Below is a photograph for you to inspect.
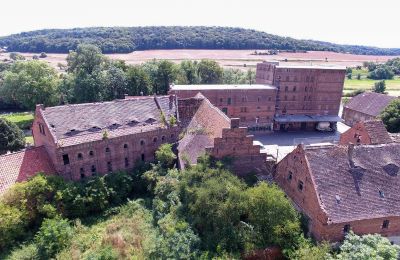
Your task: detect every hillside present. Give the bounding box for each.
[1,26,400,55]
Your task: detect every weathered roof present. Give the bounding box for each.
[40,96,177,147]
[304,143,400,223]
[177,95,230,166]
[171,84,276,91]
[0,146,56,194]
[345,92,396,117]
[276,64,346,70]
[363,120,393,144]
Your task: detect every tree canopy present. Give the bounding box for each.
[1,26,400,55]
[0,118,25,155]
[380,99,400,133]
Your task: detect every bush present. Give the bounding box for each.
[373,80,386,93]
[0,118,25,154]
[5,243,39,260]
[380,99,400,133]
[35,217,74,258]
[39,52,47,58]
[368,65,394,80]
[343,89,365,97]
[0,203,27,250]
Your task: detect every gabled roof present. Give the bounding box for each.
[0,146,56,194]
[304,143,400,223]
[39,96,177,147]
[345,92,396,117]
[363,120,393,144]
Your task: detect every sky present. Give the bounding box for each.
[1,0,399,48]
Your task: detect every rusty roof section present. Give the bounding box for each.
[345,92,397,117]
[304,143,400,224]
[0,146,56,194]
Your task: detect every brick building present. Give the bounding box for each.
[339,120,393,145]
[170,61,346,132]
[177,94,267,175]
[0,94,267,193]
[342,92,397,126]
[275,143,400,243]
[170,84,277,131]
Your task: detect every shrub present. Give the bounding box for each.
[35,217,74,258]
[373,80,386,93]
[368,65,394,80]
[39,52,47,58]
[5,243,40,260]
[0,203,27,250]
[380,99,400,133]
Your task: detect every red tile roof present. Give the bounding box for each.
[304,143,400,224]
[40,96,177,146]
[363,120,393,144]
[0,146,56,194]
[345,92,396,117]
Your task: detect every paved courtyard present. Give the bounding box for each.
[253,122,350,162]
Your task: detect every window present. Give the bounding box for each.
[153,137,158,143]
[77,153,83,160]
[141,153,145,161]
[39,123,46,135]
[170,134,174,139]
[105,147,110,153]
[241,97,246,102]
[257,97,261,102]
[288,171,293,181]
[227,98,232,105]
[91,165,96,175]
[123,144,128,149]
[257,106,260,110]
[220,98,223,103]
[222,107,228,114]
[240,107,247,113]
[298,180,304,191]
[284,95,287,101]
[293,86,297,92]
[379,190,385,198]
[285,86,288,92]
[62,154,70,165]
[125,157,129,168]
[140,140,145,146]
[80,168,85,179]
[305,86,308,92]
[107,161,112,172]
[343,224,351,234]
[161,135,166,142]
[89,151,94,157]
[383,220,390,229]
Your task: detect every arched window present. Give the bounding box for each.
[161,136,166,142]
[123,144,128,149]
[153,137,158,143]
[140,140,145,146]
[77,153,83,160]
[89,151,94,157]
[105,147,110,153]
[80,168,85,179]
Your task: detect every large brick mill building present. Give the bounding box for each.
[0,95,266,192]
[170,61,346,131]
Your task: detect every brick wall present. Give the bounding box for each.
[339,122,372,145]
[342,107,375,126]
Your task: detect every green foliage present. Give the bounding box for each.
[0,112,34,130]
[126,65,152,96]
[35,217,74,258]
[347,73,352,79]
[368,65,395,80]
[0,203,27,250]
[373,80,386,93]
[289,237,331,260]
[223,68,256,84]
[332,232,400,260]
[198,59,223,84]
[5,243,39,260]
[9,52,25,61]
[2,26,400,55]
[169,114,177,126]
[39,52,47,58]
[380,99,400,133]
[0,118,25,154]
[155,143,177,168]
[0,60,60,109]
[343,89,365,97]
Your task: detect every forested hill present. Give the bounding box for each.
[1,26,400,55]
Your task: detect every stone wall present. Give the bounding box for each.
[342,107,375,126]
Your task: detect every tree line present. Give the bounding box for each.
[363,57,400,80]
[0,44,255,110]
[1,26,400,55]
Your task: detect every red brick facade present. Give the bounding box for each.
[339,120,392,145]
[275,144,400,242]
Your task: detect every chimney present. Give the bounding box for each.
[348,143,355,168]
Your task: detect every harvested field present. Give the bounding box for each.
[1,50,398,71]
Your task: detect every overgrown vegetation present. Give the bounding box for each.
[1,144,399,259]
[380,99,400,133]
[2,26,400,55]
[0,118,25,154]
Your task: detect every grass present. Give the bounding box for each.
[25,136,34,145]
[0,112,34,130]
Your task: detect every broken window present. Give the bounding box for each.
[383,220,390,229]
[77,153,83,160]
[298,180,304,191]
[62,154,70,165]
[343,224,351,234]
[288,171,293,181]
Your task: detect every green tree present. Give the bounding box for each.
[0,61,60,109]
[373,80,386,93]
[245,183,301,250]
[9,52,25,61]
[179,60,199,84]
[380,99,400,133]
[368,65,394,80]
[126,65,152,96]
[198,59,223,84]
[155,143,177,168]
[103,63,128,100]
[155,60,178,94]
[0,118,25,154]
[67,44,105,74]
[0,203,27,250]
[35,217,74,258]
[333,232,400,260]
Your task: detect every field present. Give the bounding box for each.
[1,49,398,70]
[0,112,34,130]
[344,68,400,96]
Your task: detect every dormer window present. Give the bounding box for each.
[379,190,385,198]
